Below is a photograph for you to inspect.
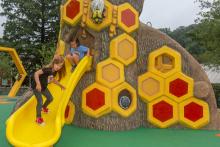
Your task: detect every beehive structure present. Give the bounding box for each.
[13,0,220,131]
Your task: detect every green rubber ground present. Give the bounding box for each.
[1,100,220,147]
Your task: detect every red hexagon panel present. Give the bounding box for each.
[121,9,136,27]
[184,102,203,122]
[63,0,83,26]
[148,96,178,128]
[165,72,194,103]
[169,78,189,97]
[66,0,80,19]
[179,98,210,129]
[86,88,105,110]
[118,3,139,33]
[153,101,173,122]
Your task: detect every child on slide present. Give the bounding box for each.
[31,55,66,125]
[66,38,90,71]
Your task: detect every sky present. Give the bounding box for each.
[0,0,201,37]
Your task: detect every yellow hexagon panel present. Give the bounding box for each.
[0,47,27,97]
[110,33,137,66]
[165,72,194,103]
[138,72,164,103]
[179,97,210,129]
[96,59,125,88]
[86,0,113,32]
[65,100,75,125]
[82,82,111,118]
[112,82,137,117]
[118,3,139,33]
[148,46,182,78]
[63,0,83,26]
[147,96,179,128]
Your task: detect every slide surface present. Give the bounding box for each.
[6,56,92,147]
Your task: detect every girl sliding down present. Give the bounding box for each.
[31,55,66,125]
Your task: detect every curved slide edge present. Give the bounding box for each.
[6,56,92,147]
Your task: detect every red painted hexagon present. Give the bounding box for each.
[121,9,135,27]
[184,102,203,122]
[66,0,80,19]
[169,78,188,97]
[86,88,105,110]
[153,101,173,122]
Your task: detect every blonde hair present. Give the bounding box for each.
[46,55,66,81]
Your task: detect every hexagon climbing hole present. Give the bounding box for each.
[110,33,137,66]
[153,101,173,122]
[86,88,105,110]
[148,46,181,78]
[142,78,160,96]
[138,72,164,102]
[170,78,189,97]
[118,40,134,60]
[97,59,124,88]
[102,64,120,82]
[155,53,175,73]
[184,102,203,122]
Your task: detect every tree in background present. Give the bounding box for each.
[160,25,206,62]
[160,0,220,66]
[0,53,12,79]
[190,0,220,66]
[0,0,61,75]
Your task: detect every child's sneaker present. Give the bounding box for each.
[36,117,45,125]
[42,107,49,113]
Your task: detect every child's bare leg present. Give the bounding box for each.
[72,53,80,65]
[66,54,80,65]
[66,54,74,65]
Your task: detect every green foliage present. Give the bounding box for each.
[0,0,62,74]
[0,53,12,78]
[160,0,220,66]
[160,25,205,62]
[191,0,220,66]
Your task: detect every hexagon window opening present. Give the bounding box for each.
[155,53,175,73]
[118,89,132,110]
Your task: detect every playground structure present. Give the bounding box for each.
[2,0,220,146]
[0,47,27,97]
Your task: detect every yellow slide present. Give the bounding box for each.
[6,56,92,147]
